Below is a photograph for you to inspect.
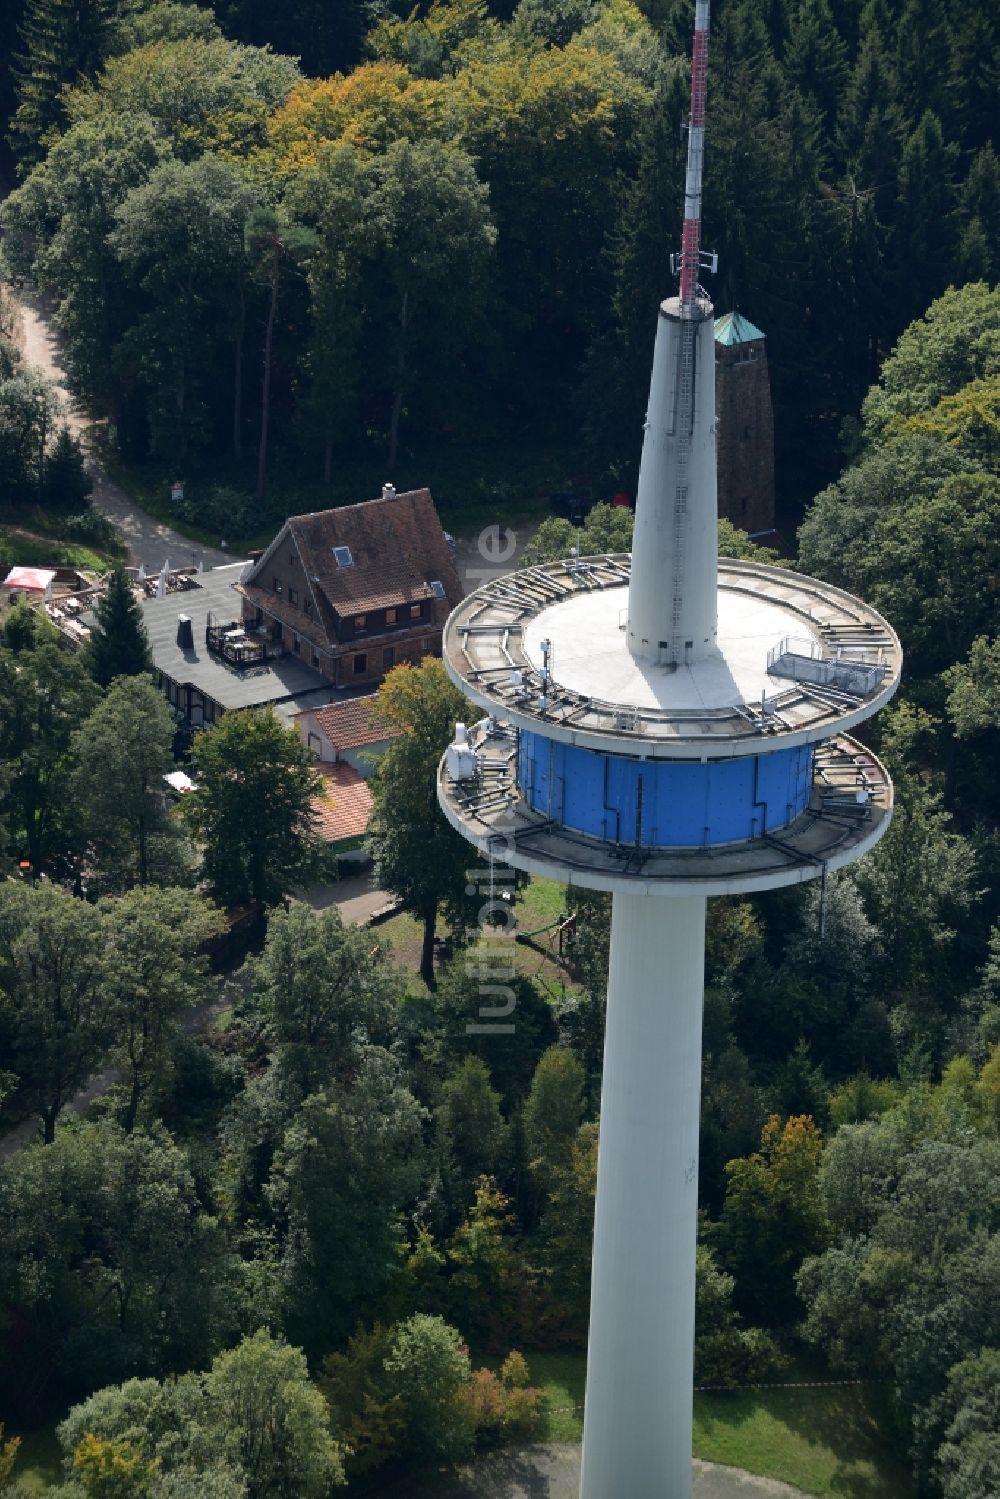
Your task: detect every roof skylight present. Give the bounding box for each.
[430,580,446,599]
[333,546,353,568]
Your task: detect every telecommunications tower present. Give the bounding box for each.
[439,2,901,1493]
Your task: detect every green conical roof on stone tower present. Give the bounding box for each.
[714,311,765,345]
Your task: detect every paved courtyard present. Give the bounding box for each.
[393,1447,810,1498]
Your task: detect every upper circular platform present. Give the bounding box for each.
[443,554,901,761]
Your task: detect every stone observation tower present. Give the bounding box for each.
[714,311,775,536]
[438,2,901,1493]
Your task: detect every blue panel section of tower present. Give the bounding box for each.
[516,731,814,848]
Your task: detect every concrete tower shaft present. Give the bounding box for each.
[626,300,719,666]
[437,0,900,1490]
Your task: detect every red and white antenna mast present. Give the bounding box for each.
[676,0,715,312]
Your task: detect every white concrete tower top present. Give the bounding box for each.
[626,0,718,670]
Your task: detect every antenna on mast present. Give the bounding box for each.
[672,0,717,312]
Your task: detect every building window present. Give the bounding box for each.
[353,653,367,675]
[354,613,366,630]
[303,598,312,616]
[312,651,321,670]
[288,586,297,606]
[255,607,263,627]
[385,607,397,625]
[333,545,353,568]
[293,633,301,654]
[410,604,421,619]
[273,577,282,596]
[383,647,395,668]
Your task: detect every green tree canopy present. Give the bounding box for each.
[933,1348,1000,1499]
[9,0,120,168]
[81,568,153,688]
[242,899,401,1095]
[0,880,107,1142]
[40,424,93,512]
[363,136,496,465]
[180,708,321,910]
[798,1091,1000,1482]
[0,1122,234,1413]
[53,1333,343,1498]
[70,674,187,889]
[381,1313,475,1465]
[0,605,100,872]
[522,1045,585,1185]
[98,885,220,1132]
[712,1113,828,1323]
[860,281,1000,442]
[266,1048,424,1355]
[203,1331,344,1498]
[108,156,259,459]
[367,658,473,989]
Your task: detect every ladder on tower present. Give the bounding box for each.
[668,318,697,665]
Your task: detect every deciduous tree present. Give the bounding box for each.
[180,709,321,911]
[367,658,472,989]
[243,900,400,1095]
[203,1331,344,1498]
[364,137,495,466]
[99,886,220,1132]
[0,1123,234,1413]
[266,1049,424,1355]
[0,881,107,1142]
[70,675,184,888]
[713,1113,828,1323]
[108,157,259,460]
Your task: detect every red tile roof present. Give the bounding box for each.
[311,763,374,844]
[311,696,398,751]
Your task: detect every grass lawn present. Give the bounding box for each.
[8,1423,62,1494]
[515,876,570,934]
[519,1352,912,1499]
[0,526,115,572]
[377,878,579,1003]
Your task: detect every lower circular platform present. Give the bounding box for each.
[438,720,892,897]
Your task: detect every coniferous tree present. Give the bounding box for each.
[891,111,959,330]
[783,0,848,138]
[955,146,1000,285]
[40,424,92,512]
[81,566,153,687]
[9,0,120,168]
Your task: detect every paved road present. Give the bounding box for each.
[14,289,234,572]
[392,1448,809,1498]
[299,871,398,925]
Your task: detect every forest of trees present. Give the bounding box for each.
[1,266,998,1485]
[0,0,997,529]
[0,1,998,1496]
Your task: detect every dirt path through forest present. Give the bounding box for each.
[12,288,235,571]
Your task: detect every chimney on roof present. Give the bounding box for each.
[382,482,396,501]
